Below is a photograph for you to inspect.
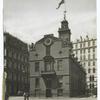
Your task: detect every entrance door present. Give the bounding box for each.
[46,89,52,97]
[46,79,52,97]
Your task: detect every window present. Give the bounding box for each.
[83,42,85,47]
[83,49,85,53]
[93,54,95,59]
[58,76,63,88]
[57,89,63,96]
[88,41,90,46]
[93,48,95,52]
[93,40,95,46]
[90,84,92,89]
[35,62,39,72]
[92,83,94,88]
[45,62,51,71]
[88,48,90,53]
[84,55,86,60]
[89,76,92,81]
[93,68,96,73]
[88,68,91,73]
[46,46,50,55]
[74,45,76,49]
[80,43,82,48]
[88,62,90,66]
[88,54,90,60]
[75,44,77,49]
[62,41,67,47]
[35,78,40,88]
[84,63,85,66]
[66,38,69,41]
[57,60,63,71]
[92,75,94,81]
[93,61,95,66]
[80,56,82,60]
[59,83,63,88]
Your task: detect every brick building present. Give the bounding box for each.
[4,32,30,96]
[29,19,86,97]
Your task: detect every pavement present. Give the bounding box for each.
[8,96,97,100]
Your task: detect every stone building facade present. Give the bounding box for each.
[4,32,30,96]
[29,19,86,97]
[72,36,97,95]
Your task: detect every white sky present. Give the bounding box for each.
[4,0,96,44]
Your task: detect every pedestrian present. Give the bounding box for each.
[5,92,9,100]
[23,92,27,100]
[26,92,30,100]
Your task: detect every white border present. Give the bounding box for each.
[0,0,99,100]
[0,0,3,99]
[97,0,100,99]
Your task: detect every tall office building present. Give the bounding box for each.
[4,32,30,96]
[72,36,97,95]
[29,19,86,97]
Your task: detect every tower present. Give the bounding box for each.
[58,18,72,54]
[58,19,71,42]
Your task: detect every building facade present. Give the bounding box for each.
[72,36,97,95]
[29,19,86,97]
[4,32,30,96]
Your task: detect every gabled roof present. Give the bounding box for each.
[35,34,61,45]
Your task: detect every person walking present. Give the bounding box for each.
[26,92,30,100]
[23,92,27,100]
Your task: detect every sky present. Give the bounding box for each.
[3,0,96,44]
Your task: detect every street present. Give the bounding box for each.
[8,96,97,100]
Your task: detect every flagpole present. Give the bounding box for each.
[56,0,67,20]
[64,0,67,20]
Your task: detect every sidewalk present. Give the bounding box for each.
[8,96,97,100]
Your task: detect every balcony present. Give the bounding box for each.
[41,70,58,89]
[41,70,56,75]
[41,70,57,80]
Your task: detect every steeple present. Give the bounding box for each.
[57,0,71,43]
[58,18,71,42]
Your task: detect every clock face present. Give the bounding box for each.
[44,38,52,46]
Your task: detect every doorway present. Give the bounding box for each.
[46,89,52,97]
